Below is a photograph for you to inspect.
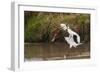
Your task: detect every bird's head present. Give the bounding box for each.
[60,23,67,30]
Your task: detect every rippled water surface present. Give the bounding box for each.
[24,42,90,61]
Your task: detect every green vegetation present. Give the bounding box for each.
[24,11,90,43]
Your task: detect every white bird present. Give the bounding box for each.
[67,25,81,44]
[60,23,82,48]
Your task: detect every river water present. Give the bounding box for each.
[24,42,90,61]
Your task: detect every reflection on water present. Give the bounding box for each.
[24,42,90,61]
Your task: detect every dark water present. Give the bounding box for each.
[24,42,90,61]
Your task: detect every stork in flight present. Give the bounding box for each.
[60,23,82,48]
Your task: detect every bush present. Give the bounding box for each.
[24,11,90,43]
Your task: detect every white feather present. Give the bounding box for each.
[60,23,82,48]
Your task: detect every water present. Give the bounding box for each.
[24,42,90,61]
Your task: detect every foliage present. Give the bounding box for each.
[24,11,90,43]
